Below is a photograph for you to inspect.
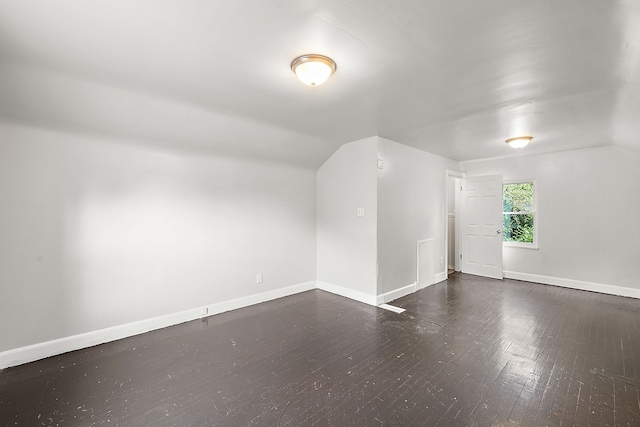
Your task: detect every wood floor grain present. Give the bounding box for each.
[1,273,640,426]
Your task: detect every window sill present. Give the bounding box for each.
[503,243,539,250]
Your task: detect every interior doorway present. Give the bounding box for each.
[444,169,464,278]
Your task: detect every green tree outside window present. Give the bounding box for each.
[503,182,535,244]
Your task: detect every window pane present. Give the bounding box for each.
[503,214,534,243]
[503,182,534,212]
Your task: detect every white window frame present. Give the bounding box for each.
[503,180,538,249]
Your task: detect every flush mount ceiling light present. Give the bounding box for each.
[505,136,533,149]
[291,54,336,86]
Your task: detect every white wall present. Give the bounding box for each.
[0,123,317,352]
[316,137,378,301]
[462,146,640,291]
[376,137,460,295]
[14,123,635,361]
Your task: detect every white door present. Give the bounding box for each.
[461,175,503,279]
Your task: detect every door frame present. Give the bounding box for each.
[444,169,465,279]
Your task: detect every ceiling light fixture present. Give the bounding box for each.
[291,54,336,86]
[505,136,533,149]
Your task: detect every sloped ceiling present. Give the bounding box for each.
[1,0,639,168]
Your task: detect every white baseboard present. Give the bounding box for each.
[434,272,447,284]
[503,271,640,299]
[316,281,378,306]
[0,281,316,369]
[376,283,417,305]
[202,281,317,317]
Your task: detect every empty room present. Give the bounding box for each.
[1,1,639,425]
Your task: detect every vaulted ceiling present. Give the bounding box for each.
[1,1,639,168]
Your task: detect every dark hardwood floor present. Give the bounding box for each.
[1,273,640,426]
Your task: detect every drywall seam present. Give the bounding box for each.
[0,281,316,369]
[503,271,640,299]
[316,281,378,306]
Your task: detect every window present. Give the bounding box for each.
[503,181,537,248]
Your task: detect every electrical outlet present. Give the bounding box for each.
[201,307,209,316]
[357,208,365,217]
[439,256,444,264]
[256,273,263,284]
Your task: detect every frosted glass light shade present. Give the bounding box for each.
[506,136,533,149]
[291,54,336,86]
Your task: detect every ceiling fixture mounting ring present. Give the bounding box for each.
[291,54,336,86]
[505,136,533,149]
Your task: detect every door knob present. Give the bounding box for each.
[497,230,502,234]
